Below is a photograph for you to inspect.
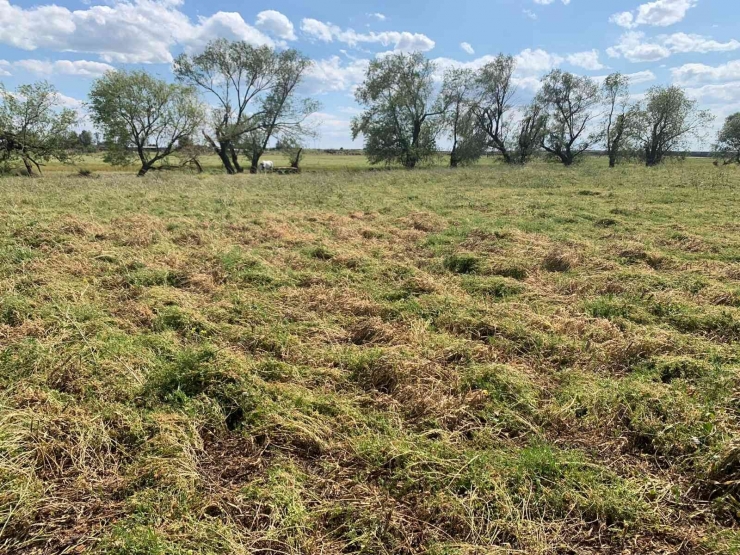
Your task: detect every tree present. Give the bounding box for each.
[513,101,548,165]
[174,40,317,174]
[352,52,446,168]
[78,130,94,152]
[89,70,205,176]
[236,50,318,173]
[713,113,740,165]
[440,68,486,167]
[278,137,304,169]
[602,73,634,168]
[471,54,517,163]
[634,86,714,167]
[0,81,77,176]
[538,70,601,166]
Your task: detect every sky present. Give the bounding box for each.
[0,0,738,148]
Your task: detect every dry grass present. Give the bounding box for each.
[0,158,739,554]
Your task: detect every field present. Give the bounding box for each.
[1,158,740,554]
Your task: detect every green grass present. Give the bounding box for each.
[1,157,739,553]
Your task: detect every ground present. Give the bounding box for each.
[0,158,739,554]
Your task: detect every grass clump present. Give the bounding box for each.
[443,253,480,274]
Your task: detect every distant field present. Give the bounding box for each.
[35,151,644,174]
[43,151,375,173]
[1,161,739,554]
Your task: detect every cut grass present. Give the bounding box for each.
[0,157,739,553]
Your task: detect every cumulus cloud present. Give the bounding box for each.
[593,69,657,85]
[0,0,274,64]
[533,0,571,5]
[607,31,740,62]
[610,0,697,29]
[671,60,740,85]
[566,50,605,71]
[12,59,114,76]
[255,10,296,41]
[430,48,564,91]
[460,42,474,55]
[304,56,370,94]
[300,18,435,52]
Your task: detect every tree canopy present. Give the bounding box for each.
[635,86,714,166]
[538,70,601,166]
[440,68,486,167]
[714,112,740,165]
[471,54,517,163]
[0,81,77,176]
[352,52,446,168]
[88,70,204,176]
[174,40,317,173]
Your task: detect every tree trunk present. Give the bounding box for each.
[608,152,617,168]
[22,157,35,176]
[203,132,236,174]
[250,152,261,174]
[137,164,150,177]
[229,146,243,173]
[290,149,303,169]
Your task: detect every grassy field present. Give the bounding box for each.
[43,151,515,174]
[1,159,739,554]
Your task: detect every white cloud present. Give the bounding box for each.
[610,0,697,29]
[12,59,114,76]
[607,31,740,62]
[626,69,658,84]
[593,69,657,85]
[431,48,564,91]
[55,92,84,109]
[523,9,537,20]
[0,0,274,64]
[515,48,564,73]
[304,56,370,94]
[533,0,571,4]
[300,18,435,52]
[671,60,740,85]
[567,50,605,71]
[367,13,386,21]
[460,42,474,55]
[685,81,740,106]
[255,10,296,41]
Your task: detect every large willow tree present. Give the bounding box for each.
[352,52,446,169]
[174,40,318,174]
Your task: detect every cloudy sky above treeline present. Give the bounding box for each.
[0,0,737,147]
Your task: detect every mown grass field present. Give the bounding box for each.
[1,159,739,554]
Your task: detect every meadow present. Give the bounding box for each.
[1,157,739,554]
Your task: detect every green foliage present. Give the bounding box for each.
[0,81,77,175]
[714,112,740,165]
[88,70,204,175]
[635,85,714,166]
[352,52,444,168]
[440,68,487,167]
[174,40,318,174]
[538,70,602,166]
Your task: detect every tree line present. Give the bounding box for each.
[0,43,738,176]
[351,52,738,169]
[0,39,319,176]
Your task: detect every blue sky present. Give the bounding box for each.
[0,0,738,147]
